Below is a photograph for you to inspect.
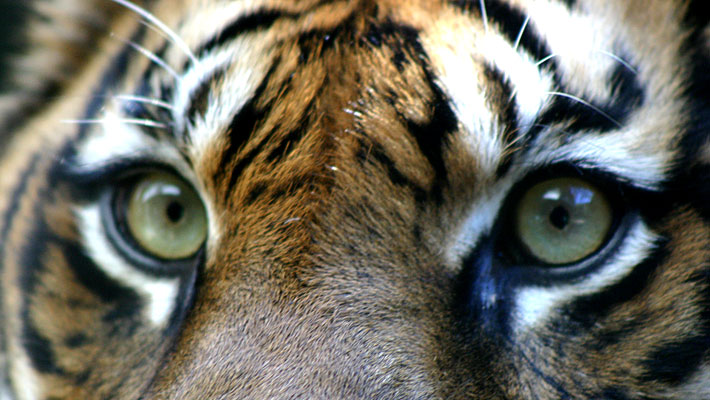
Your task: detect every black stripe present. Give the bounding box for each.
[564,241,668,329]
[641,334,709,385]
[605,61,645,122]
[676,0,710,223]
[355,138,427,200]
[535,94,621,133]
[597,388,634,400]
[0,152,41,385]
[407,67,459,200]
[22,320,64,375]
[364,21,458,201]
[194,11,285,59]
[297,25,345,64]
[78,24,148,142]
[263,81,325,163]
[560,0,577,8]
[364,20,422,72]
[16,203,138,372]
[244,182,268,206]
[449,0,553,63]
[120,40,175,141]
[482,64,518,134]
[186,68,227,126]
[57,21,148,176]
[215,58,283,200]
[59,237,138,303]
[0,152,41,265]
[533,58,645,136]
[482,64,518,177]
[217,101,265,201]
[222,135,267,203]
[17,188,63,375]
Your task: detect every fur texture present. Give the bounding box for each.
[0,0,709,398]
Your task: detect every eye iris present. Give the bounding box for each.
[126,173,207,260]
[515,177,612,265]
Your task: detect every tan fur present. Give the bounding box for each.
[1,0,709,398]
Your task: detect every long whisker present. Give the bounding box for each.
[109,0,199,66]
[113,94,174,110]
[479,0,489,34]
[536,54,558,67]
[111,33,179,79]
[138,19,171,42]
[544,91,621,128]
[596,50,637,74]
[513,15,530,51]
[61,118,170,129]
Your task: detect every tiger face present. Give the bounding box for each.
[0,0,708,398]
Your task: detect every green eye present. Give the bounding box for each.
[124,172,207,260]
[515,177,612,265]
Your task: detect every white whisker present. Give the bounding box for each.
[61,118,169,129]
[513,15,530,51]
[544,91,622,128]
[536,54,558,67]
[112,33,179,79]
[597,50,637,74]
[138,19,171,42]
[479,0,489,34]
[110,0,199,66]
[113,94,174,110]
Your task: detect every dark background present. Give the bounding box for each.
[0,1,30,91]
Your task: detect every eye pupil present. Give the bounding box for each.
[166,201,184,223]
[549,205,570,230]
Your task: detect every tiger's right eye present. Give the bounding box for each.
[514,177,613,265]
[122,172,207,260]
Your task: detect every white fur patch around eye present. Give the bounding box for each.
[523,130,670,190]
[513,221,658,331]
[668,367,710,400]
[445,178,514,265]
[478,33,554,130]
[75,205,181,327]
[68,110,187,173]
[172,48,235,136]
[172,37,274,159]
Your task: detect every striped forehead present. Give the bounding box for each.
[169,1,353,156]
[72,0,677,192]
[414,1,677,187]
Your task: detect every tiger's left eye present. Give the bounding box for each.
[514,177,613,265]
[124,172,207,260]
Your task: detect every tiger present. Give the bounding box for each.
[0,0,709,398]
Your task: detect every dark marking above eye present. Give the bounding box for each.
[194,10,286,59]
[531,51,644,138]
[449,0,553,63]
[214,59,277,200]
[403,67,459,204]
[185,68,225,126]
